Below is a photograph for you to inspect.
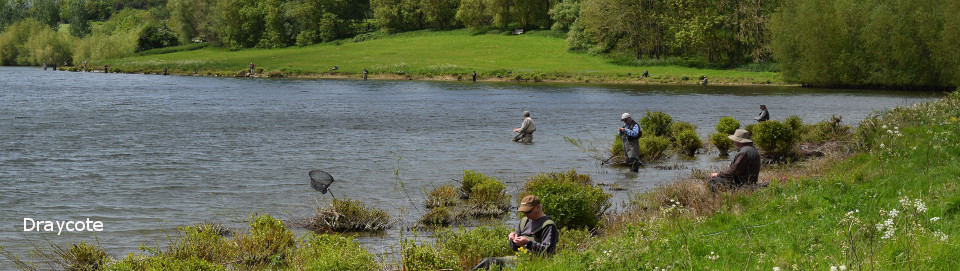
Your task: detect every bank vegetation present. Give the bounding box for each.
[2,0,958,88]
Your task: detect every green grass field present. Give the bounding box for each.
[107,30,782,85]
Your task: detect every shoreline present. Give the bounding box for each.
[35,65,799,87]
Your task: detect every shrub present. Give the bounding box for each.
[639,111,673,137]
[753,120,800,158]
[669,121,696,139]
[785,115,805,139]
[425,183,458,208]
[139,257,222,271]
[638,135,672,160]
[60,241,108,271]
[165,223,232,263]
[468,179,510,216]
[234,214,295,267]
[419,205,457,227]
[290,234,378,270]
[674,130,703,156]
[307,198,392,232]
[401,240,458,271]
[521,169,611,229]
[436,226,513,269]
[709,132,734,155]
[458,171,510,216]
[803,115,852,143]
[460,170,492,198]
[716,116,741,134]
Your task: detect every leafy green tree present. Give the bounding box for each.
[512,0,553,29]
[0,0,29,31]
[29,0,61,29]
[85,0,112,21]
[548,0,578,31]
[214,0,265,49]
[420,0,459,29]
[771,0,954,88]
[455,0,490,31]
[63,0,92,37]
[257,0,292,48]
[371,0,422,32]
[136,24,179,52]
[317,12,345,41]
[580,0,668,59]
[167,0,216,44]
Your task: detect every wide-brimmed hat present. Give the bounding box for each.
[621,113,631,120]
[728,129,753,143]
[517,195,541,212]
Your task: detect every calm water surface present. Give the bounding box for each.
[0,67,938,263]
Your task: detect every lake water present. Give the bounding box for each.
[0,66,939,264]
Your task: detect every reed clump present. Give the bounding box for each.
[458,171,511,217]
[425,183,458,208]
[306,198,392,232]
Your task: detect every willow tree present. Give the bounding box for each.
[579,0,668,60]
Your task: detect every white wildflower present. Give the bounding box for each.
[889,209,899,218]
[882,125,888,129]
[831,266,838,271]
[914,199,927,213]
[773,267,781,271]
[882,228,895,239]
[880,143,885,148]
[934,231,948,242]
[839,265,847,271]
[886,129,893,134]
[931,217,940,222]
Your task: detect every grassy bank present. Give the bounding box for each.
[101,30,782,85]
[516,92,960,270]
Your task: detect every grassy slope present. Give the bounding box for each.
[517,93,960,270]
[107,30,781,84]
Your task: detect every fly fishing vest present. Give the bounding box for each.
[519,216,556,244]
[621,120,641,141]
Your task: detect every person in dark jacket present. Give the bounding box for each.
[709,129,761,192]
[754,105,770,122]
[619,113,642,172]
[471,195,558,270]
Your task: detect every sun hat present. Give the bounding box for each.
[517,195,541,212]
[728,129,753,143]
[621,113,631,120]
[523,111,530,117]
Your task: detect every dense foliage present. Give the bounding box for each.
[770,0,960,88]
[1,0,958,88]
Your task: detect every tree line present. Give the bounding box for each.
[1,0,957,88]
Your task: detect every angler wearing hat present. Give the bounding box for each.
[470,195,558,270]
[619,113,642,172]
[512,111,536,143]
[709,129,762,192]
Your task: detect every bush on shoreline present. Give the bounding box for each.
[521,169,611,230]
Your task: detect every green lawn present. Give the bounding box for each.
[108,30,782,84]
